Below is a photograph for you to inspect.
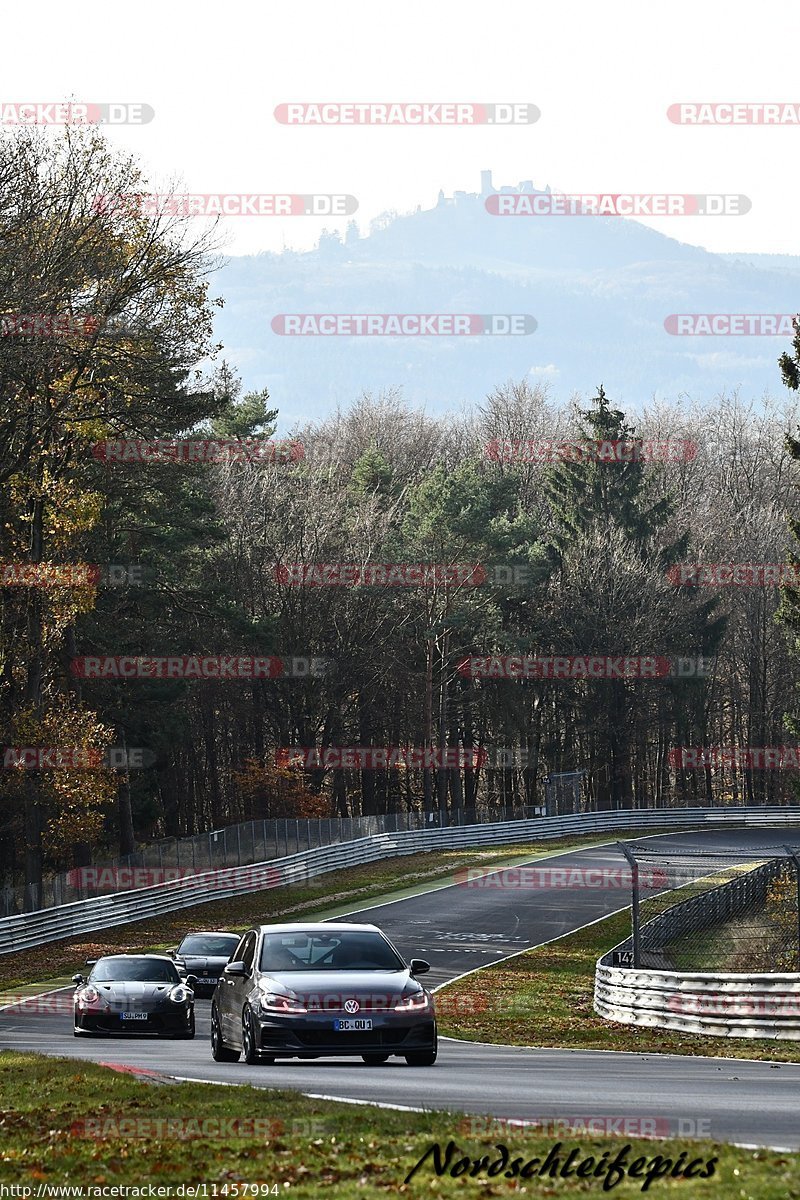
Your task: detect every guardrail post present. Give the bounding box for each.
[617,841,641,968]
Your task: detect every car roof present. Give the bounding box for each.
[96,953,175,961]
[255,922,382,934]
[179,931,239,938]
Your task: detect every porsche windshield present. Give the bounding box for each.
[260,931,405,972]
[91,957,181,983]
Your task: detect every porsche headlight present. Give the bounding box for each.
[258,992,307,1015]
[394,991,430,1012]
[169,984,192,1004]
[77,985,99,1007]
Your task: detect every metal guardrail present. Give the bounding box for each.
[2,805,799,956]
[594,965,800,1039]
[2,806,544,915]
[594,854,800,1038]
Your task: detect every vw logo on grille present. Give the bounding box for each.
[344,998,360,1014]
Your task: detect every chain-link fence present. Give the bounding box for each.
[1,802,544,916]
[611,841,800,973]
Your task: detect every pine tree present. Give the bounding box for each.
[542,386,724,809]
[777,340,800,798]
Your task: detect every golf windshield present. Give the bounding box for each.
[260,931,405,972]
[91,958,181,983]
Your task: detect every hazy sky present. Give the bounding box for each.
[3,1,799,258]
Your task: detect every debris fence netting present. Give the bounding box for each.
[617,843,800,972]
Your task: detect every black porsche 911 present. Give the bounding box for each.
[170,931,241,996]
[73,954,196,1037]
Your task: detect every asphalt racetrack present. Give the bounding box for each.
[2,827,800,1150]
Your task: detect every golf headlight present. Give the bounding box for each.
[394,991,430,1012]
[258,992,307,1014]
[78,985,99,1006]
[169,984,191,1004]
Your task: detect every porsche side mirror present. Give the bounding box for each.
[72,973,84,985]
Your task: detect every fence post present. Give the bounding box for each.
[617,841,641,968]
[784,846,800,970]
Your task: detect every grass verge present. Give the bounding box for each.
[435,907,800,1062]
[0,1052,797,1195]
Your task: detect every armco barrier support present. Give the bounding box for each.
[594,854,800,1038]
[594,963,800,1039]
[2,806,800,956]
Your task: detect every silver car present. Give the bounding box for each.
[210,921,437,1066]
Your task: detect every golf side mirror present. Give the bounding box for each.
[224,960,248,977]
[409,958,430,976]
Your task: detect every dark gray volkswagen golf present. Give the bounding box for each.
[73,954,196,1037]
[210,922,437,1066]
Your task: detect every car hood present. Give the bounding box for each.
[87,982,178,1004]
[258,969,427,1007]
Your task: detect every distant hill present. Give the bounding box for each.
[212,175,800,429]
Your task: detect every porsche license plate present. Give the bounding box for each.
[121,1012,148,1020]
[333,1018,372,1031]
[201,978,218,985]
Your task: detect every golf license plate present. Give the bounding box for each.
[334,1018,373,1031]
[201,978,218,985]
[121,1012,148,1020]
